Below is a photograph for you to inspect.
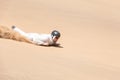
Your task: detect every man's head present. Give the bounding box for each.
[51,30,61,42]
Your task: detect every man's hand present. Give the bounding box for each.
[52,43,61,46]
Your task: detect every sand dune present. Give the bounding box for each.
[0,0,120,80]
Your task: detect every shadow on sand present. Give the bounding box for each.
[40,45,64,48]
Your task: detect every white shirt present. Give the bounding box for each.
[26,33,54,45]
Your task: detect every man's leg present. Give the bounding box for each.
[12,26,28,37]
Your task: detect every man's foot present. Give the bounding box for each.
[11,26,16,29]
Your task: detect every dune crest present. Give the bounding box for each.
[0,25,32,44]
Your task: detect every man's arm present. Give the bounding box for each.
[39,42,49,46]
[50,42,60,46]
[34,41,49,46]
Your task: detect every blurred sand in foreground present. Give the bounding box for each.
[0,0,120,80]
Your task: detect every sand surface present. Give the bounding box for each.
[0,0,120,80]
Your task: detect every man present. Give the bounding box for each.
[12,26,61,46]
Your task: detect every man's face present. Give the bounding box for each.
[53,36,59,42]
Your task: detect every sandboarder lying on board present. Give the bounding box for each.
[11,26,61,46]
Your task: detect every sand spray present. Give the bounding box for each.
[0,25,32,44]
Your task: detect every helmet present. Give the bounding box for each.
[51,30,61,38]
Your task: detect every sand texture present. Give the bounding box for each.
[0,0,120,80]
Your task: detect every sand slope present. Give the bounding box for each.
[0,0,120,80]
